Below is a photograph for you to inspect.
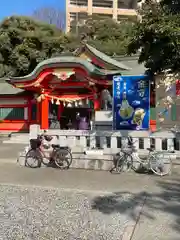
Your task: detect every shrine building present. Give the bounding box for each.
[0,43,155,132]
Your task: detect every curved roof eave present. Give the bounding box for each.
[85,44,131,71]
[6,57,123,83]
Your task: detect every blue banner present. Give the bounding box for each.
[113,75,150,130]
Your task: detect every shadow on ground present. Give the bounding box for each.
[91,172,180,235]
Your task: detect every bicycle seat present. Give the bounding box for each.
[52,144,69,150]
[59,146,69,150]
[52,144,60,148]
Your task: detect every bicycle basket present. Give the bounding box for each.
[30,139,41,149]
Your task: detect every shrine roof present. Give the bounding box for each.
[6,56,122,82]
[76,44,130,71]
[0,79,24,95]
[114,55,146,75]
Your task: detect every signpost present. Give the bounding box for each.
[113,75,150,130]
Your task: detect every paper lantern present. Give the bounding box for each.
[37,96,42,102]
[51,98,54,104]
[78,100,83,106]
[67,102,72,108]
[41,94,45,100]
[56,99,60,105]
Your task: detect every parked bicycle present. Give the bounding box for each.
[110,136,173,176]
[25,133,72,169]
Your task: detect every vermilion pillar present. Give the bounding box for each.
[41,97,49,129]
[94,99,100,110]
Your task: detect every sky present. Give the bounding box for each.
[0,0,65,20]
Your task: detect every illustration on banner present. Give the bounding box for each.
[113,75,150,130]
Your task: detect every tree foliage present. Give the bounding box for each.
[0,16,69,77]
[70,15,136,56]
[128,0,180,73]
[32,7,65,30]
[129,0,180,126]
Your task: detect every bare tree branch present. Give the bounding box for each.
[32,7,65,30]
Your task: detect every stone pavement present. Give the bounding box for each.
[0,143,24,161]
[0,164,178,239]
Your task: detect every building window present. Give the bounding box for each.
[0,107,24,120]
[92,0,113,8]
[70,0,88,6]
[118,0,137,9]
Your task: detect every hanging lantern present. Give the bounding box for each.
[37,95,42,102]
[56,99,60,105]
[51,98,54,104]
[41,94,45,100]
[67,102,72,108]
[78,100,83,106]
[86,98,89,105]
[75,101,78,107]
[63,101,66,107]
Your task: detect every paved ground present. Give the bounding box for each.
[0,142,180,239]
[0,164,178,239]
[0,143,24,161]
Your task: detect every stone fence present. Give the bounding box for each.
[17,124,178,170]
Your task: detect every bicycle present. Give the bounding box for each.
[110,137,173,176]
[25,134,73,169]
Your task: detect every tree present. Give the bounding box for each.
[128,0,180,73]
[69,15,136,56]
[0,16,69,77]
[32,7,65,30]
[160,0,180,14]
[128,0,180,125]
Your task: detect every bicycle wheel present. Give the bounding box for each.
[25,149,42,168]
[54,148,72,169]
[115,153,133,173]
[149,152,172,176]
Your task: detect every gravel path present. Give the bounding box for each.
[0,185,144,240]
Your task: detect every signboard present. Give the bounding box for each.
[113,75,150,130]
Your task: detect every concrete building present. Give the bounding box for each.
[65,0,138,32]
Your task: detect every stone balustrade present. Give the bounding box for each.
[16,124,177,170]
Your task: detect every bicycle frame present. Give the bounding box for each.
[39,143,57,161]
[33,134,55,161]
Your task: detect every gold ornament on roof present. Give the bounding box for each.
[52,70,75,81]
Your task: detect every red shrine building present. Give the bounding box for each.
[0,43,154,132]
